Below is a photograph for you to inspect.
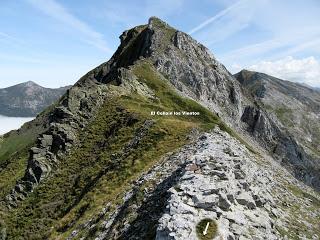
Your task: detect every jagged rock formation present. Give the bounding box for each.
[6,82,110,207]
[148,20,243,123]
[0,81,70,117]
[5,17,246,208]
[0,17,319,240]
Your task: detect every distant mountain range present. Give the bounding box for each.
[0,81,70,117]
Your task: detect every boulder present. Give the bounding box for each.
[236,192,256,209]
[218,193,232,211]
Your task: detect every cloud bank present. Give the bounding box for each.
[248,56,320,87]
[0,116,34,135]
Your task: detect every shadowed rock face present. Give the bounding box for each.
[0,81,70,117]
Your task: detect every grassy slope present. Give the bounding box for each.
[0,116,50,238]
[275,181,320,239]
[0,130,33,190]
[0,114,49,201]
[2,61,223,239]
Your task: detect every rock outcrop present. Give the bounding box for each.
[6,83,110,206]
[148,19,243,123]
[65,128,320,240]
[156,129,279,240]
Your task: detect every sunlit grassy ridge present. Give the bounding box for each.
[2,61,223,239]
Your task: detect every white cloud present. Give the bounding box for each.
[188,0,249,35]
[191,0,320,69]
[248,56,320,87]
[221,33,320,66]
[188,0,270,46]
[25,0,112,53]
[0,32,19,42]
[278,38,320,58]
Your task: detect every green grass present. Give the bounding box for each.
[1,61,257,239]
[275,184,320,239]
[274,107,294,127]
[287,185,320,207]
[0,111,51,235]
[2,61,221,239]
[132,62,257,153]
[0,130,33,164]
[196,218,218,240]
[0,118,45,200]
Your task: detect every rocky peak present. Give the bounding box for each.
[146,17,242,122]
[76,17,242,124]
[235,69,320,108]
[235,69,320,190]
[5,81,41,91]
[23,81,40,87]
[234,70,257,85]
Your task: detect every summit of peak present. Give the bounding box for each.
[24,81,40,87]
[148,16,169,27]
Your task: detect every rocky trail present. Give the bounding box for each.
[65,128,320,240]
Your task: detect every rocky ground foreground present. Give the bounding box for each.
[67,128,320,240]
[156,129,320,240]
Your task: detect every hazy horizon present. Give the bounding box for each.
[0,115,34,135]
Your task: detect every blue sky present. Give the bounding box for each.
[0,0,320,88]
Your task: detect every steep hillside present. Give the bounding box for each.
[235,70,320,155]
[235,70,320,187]
[0,81,69,117]
[0,17,319,240]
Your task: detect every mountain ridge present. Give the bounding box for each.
[0,81,70,117]
[235,69,320,156]
[0,17,319,239]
